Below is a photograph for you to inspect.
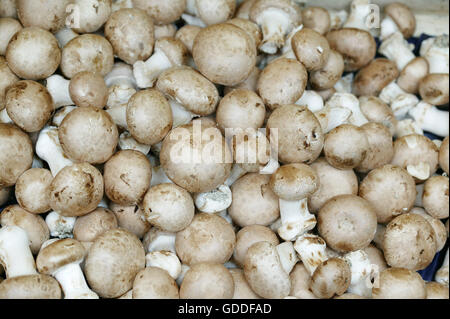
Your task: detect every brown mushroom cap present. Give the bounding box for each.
[49,163,104,217]
[410,207,447,252]
[292,28,330,71]
[318,194,378,252]
[309,49,344,90]
[397,57,429,94]
[104,8,154,65]
[160,124,232,193]
[289,263,317,299]
[0,124,33,187]
[133,0,186,25]
[0,56,19,111]
[359,164,416,224]
[372,267,426,299]
[257,58,308,110]
[310,257,351,299]
[353,58,399,97]
[69,71,108,109]
[142,183,195,233]
[0,18,22,56]
[36,238,85,274]
[5,80,54,133]
[228,173,280,227]
[132,267,179,299]
[15,168,52,214]
[383,213,437,270]
[266,104,324,164]
[176,213,235,265]
[302,7,331,35]
[180,263,234,299]
[84,228,145,298]
[104,150,152,206]
[270,163,319,201]
[196,0,236,26]
[309,157,359,213]
[0,0,17,19]
[6,27,61,80]
[422,175,449,220]
[175,25,202,53]
[73,208,118,243]
[384,2,416,39]
[324,124,369,170]
[426,282,450,299]
[226,17,262,48]
[16,0,70,33]
[439,136,449,175]
[126,89,173,146]
[229,268,261,299]
[109,203,150,239]
[61,34,114,79]
[193,23,257,86]
[59,107,119,164]
[359,96,398,135]
[418,73,449,106]
[69,0,111,34]
[326,28,377,72]
[0,274,61,299]
[0,204,49,254]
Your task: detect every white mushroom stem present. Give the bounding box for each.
[334,73,354,93]
[176,264,191,286]
[394,119,424,138]
[296,90,324,113]
[54,27,78,48]
[343,0,373,32]
[52,106,77,127]
[329,9,348,29]
[45,211,76,239]
[379,32,416,71]
[255,8,293,54]
[326,93,369,126]
[435,248,449,286]
[0,108,12,124]
[380,15,400,40]
[53,262,98,299]
[259,154,280,175]
[46,75,74,108]
[277,198,316,241]
[145,251,182,280]
[408,101,450,137]
[420,35,449,74]
[379,82,419,119]
[276,241,298,274]
[404,135,432,180]
[119,131,151,155]
[133,49,174,89]
[314,106,352,133]
[293,233,328,275]
[194,184,232,214]
[0,226,37,278]
[145,230,176,253]
[343,250,378,298]
[181,13,206,27]
[35,126,74,177]
[169,99,199,128]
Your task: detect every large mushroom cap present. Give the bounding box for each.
[353,58,399,97]
[422,175,449,220]
[270,163,319,201]
[16,0,70,33]
[291,28,330,71]
[384,2,416,39]
[0,274,61,299]
[15,168,52,214]
[36,238,85,275]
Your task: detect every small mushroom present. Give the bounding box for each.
[410,207,447,252]
[302,6,331,35]
[380,2,416,40]
[309,50,345,90]
[0,274,61,299]
[359,96,398,135]
[291,28,330,71]
[109,203,150,239]
[69,72,108,109]
[133,0,185,25]
[422,175,449,220]
[289,263,317,299]
[418,73,449,106]
[397,57,429,94]
[16,0,70,33]
[309,257,351,299]
[73,208,118,244]
[353,58,399,97]
[356,123,394,172]
[15,168,52,214]
[175,25,202,54]
[372,268,426,299]
[132,267,179,299]
[69,0,112,34]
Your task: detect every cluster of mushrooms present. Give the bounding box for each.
[0,0,449,299]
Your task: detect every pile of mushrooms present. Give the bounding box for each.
[0,0,448,300]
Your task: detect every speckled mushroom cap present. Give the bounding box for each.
[309,157,358,213]
[175,25,202,53]
[133,267,179,299]
[233,225,279,267]
[15,168,52,214]
[133,0,186,25]
[270,163,319,201]
[372,267,426,299]
[257,58,308,110]
[0,274,62,299]
[69,71,108,109]
[84,228,146,298]
[384,2,416,39]
[324,124,369,170]
[104,8,154,65]
[160,123,232,193]
[243,241,291,299]
[16,0,70,33]
[439,136,449,174]
[104,150,152,206]
[391,134,439,182]
[422,175,449,220]
[0,124,33,187]
[126,89,172,146]
[142,183,195,233]
[180,263,234,299]
[359,96,398,135]
[5,80,54,133]
[353,59,399,97]
[229,268,261,299]
[359,165,416,224]
[383,213,437,270]
[49,163,104,217]
[289,263,318,299]
[426,282,450,299]
[326,28,377,72]
[61,34,114,79]
[266,104,324,164]
[310,257,351,299]
[69,0,112,34]
[419,74,449,106]
[291,28,330,71]
[192,23,257,86]
[318,195,378,252]
[302,7,331,35]
[410,207,447,252]
[36,238,85,275]
[226,17,262,48]
[0,57,19,110]
[157,66,219,116]
[397,57,429,94]
[309,50,344,90]
[59,107,119,164]
[0,204,49,254]
[196,0,236,26]
[73,208,118,243]
[228,173,280,227]
[0,18,22,56]
[6,27,61,80]
[176,213,235,265]
[109,203,150,239]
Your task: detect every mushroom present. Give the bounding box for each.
[363,244,388,272]
[226,17,262,49]
[318,195,378,252]
[145,250,181,280]
[109,203,150,239]
[380,2,416,40]
[69,71,108,109]
[325,93,369,126]
[73,208,118,244]
[309,50,345,90]
[293,233,328,275]
[302,6,331,35]
[68,0,112,34]
[379,81,419,119]
[46,75,74,109]
[295,90,324,113]
[353,58,399,96]
[418,73,449,106]
[343,0,377,32]
[45,211,77,239]
[192,23,257,86]
[408,101,449,137]
[0,18,22,56]
[15,168,52,214]
[0,57,19,111]
[180,262,234,299]
[379,32,415,72]
[397,57,429,94]
[359,164,416,223]
[291,28,330,71]
[0,124,33,187]
[426,282,449,299]
[372,268,426,299]
[229,268,260,299]
[309,257,351,299]
[410,207,447,252]
[343,250,378,297]
[0,274,62,299]
[132,267,179,299]
[16,0,71,33]
[359,96,398,135]
[383,213,437,270]
[133,0,185,25]
[422,175,449,220]
[439,136,449,175]
[175,24,202,54]
[189,0,236,26]
[420,35,449,74]
[289,263,317,299]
